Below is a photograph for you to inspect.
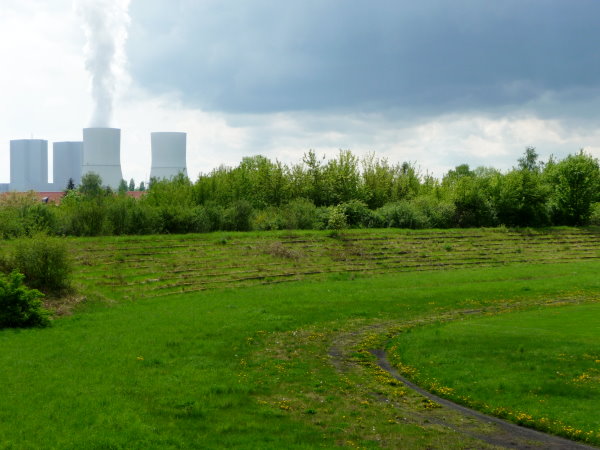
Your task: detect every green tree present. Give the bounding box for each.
[518,147,542,172]
[361,153,394,208]
[65,178,75,192]
[443,165,496,227]
[493,169,549,226]
[391,161,421,201]
[145,173,194,208]
[118,179,128,195]
[546,151,600,225]
[302,150,328,206]
[128,178,136,191]
[78,173,104,199]
[324,150,361,205]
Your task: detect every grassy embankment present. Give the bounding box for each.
[0,227,599,448]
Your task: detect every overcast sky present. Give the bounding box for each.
[2,0,600,184]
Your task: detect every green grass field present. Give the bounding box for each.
[388,303,600,443]
[1,227,599,448]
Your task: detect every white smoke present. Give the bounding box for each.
[75,0,131,127]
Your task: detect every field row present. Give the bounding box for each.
[69,228,600,300]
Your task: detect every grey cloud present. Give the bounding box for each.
[127,0,600,117]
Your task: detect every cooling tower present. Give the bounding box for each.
[10,139,49,191]
[82,128,123,189]
[53,142,83,190]
[150,132,188,179]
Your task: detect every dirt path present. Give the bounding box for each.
[370,348,595,449]
[326,312,598,449]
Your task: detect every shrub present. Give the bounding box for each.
[412,196,457,229]
[253,208,285,231]
[314,207,331,230]
[9,235,72,294]
[105,197,132,235]
[158,205,217,234]
[203,202,225,232]
[0,271,50,329]
[281,198,319,229]
[22,204,59,235]
[223,200,254,231]
[337,200,378,228]
[0,208,25,238]
[327,205,348,231]
[590,203,600,226]
[189,206,213,233]
[159,206,195,234]
[0,197,60,237]
[128,203,163,235]
[378,201,429,229]
[60,200,109,236]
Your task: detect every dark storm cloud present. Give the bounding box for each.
[127,0,600,117]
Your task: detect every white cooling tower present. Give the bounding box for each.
[150,132,188,179]
[53,142,83,190]
[10,139,49,191]
[82,128,123,189]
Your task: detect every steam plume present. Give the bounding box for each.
[76,0,130,127]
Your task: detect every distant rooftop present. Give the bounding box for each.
[1,191,145,205]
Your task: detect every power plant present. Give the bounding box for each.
[10,139,50,192]
[3,129,188,192]
[53,141,83,189]
[150,132,187,179]
[82,128,123,189]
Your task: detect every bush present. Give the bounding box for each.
[0,271,50,329]
[189,206,213,233]
[203,202,225,232]
[337,200,383,228]
[314,207,331,230]
[159,205,198,234]
[412,196,457,229]
[252,208,286,231]
[22,204,59,235]
[9,235,72,294]
[327,205,348,231]
[281,198,320,230]
[378,201,429,229]
[223,200,254,231]
[590,203,600,226]
[60,200,109,236]
[128,203,163,235]
[0,208,25,239]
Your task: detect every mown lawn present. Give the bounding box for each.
[388,302,600,443]
[1,229,599,448]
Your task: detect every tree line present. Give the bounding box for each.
[1,148,599,238]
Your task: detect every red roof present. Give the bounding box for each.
[1,191,146,205]
[37,192,65,204]
[126,191,145,199]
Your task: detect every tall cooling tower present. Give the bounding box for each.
[82,128,123,189]
[10,139,49,191]
[53,142,83,190]
[150,132,188,179]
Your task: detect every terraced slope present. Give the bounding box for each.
[71,227,600,301]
